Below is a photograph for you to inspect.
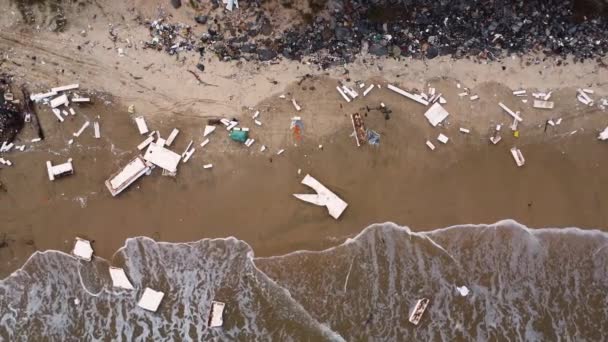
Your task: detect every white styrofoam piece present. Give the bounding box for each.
[137,288,165,312]
[62,110,69,116]
[106,156,151,196]
[51,84,79,93]
[203,125,216,137]
[93,122,100,138]
[200,138,210,148]
[336,86,351,103]
[260,145,266,152]
[292,99,302,111]
[166,129,179,146]
[426,141,436,150]
[72,238,93,261]
[69,108,76,115]
[144,143,181,173]
[456,286,470,297]
[71,97,90,103]
[208,301,225,327]
[363,84,375,96]
[437,133,449,144]
[470,95,479,101]
[498,102,523,122]
[252,111,260,119]
[423,103,449,127]
[203,164,213,169]
[137,136,155,150]
[510,147,525,167]
[254,120,262,126]
[109,267,134,290]
[533,100,554,109]
[293,174,348,219]
[387,84,429,105]
[459,128,470,134]
[439,97,447,104]
[556,118,562,125]
[73,121,90,137]
[135,117,149,135]
[598,126,608,140]
[277,149,285,155]
[50,94,69,108]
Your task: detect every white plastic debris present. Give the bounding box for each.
[252,111,260,119]
[292,99,302,111]
[105,156,151,196]
[277,149,285,155]
[533,100,554,109]
[437,133,449,144]
[456,286,470,297]
[556,118,562,125]
[109,267,134,290]
[0,158,12,166]
[260,145,266,152]
[68,139,74,145]
[336,86,351,103]
[137,136,155,150]
[490,136,502,145]
[598,127,608,140]
[470,95,479,101]
[409,298,430,326]
[254,120,262,126]
[166,129,179,146]
[203,125,216,137]
[459,128,470,134]
[52,108,64,122]
[203,164,213,169]
[498,102,523,122]
[71,97,90,103]
[31,138,41,143]
[513,90,526,96]
[426,140,436,150]
[548,119,555,127]
[423,103,450,127]
[72,238,93,261]
[510,147,525,167]
[144,143,181,173]
[51,84,79,93]
[137,288,165,312]
[200,138,210,148]
[245,138,255,147]
[293,174,348,219]
[69,108,76,115]
[181,141,195,163]
[363,84,375,96]
[577,89,593,106]
[387,84,429,106]
[134,117,149,135]
[439,97,447,104]
[50,94,69,108]
[208,301,225,328]
[46,159,74,181]
[73,121,90,137]
[93,122,100,138]
[583,88,594,94]
[342,86,358,99]
[30,91,57,102]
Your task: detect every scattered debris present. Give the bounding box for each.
[293,174,348,220]
[50,94,69,108]
[292,99,302,111]
[513,90,526,96]
[229,130,249,143]
[106,156,152,197]
[46,159,74,181]
[93,122,100,138]
[73,121,90,137]
[363,84,375,97]
[166,129,180,146]
[336,86,351,103]
[72,238,93,261]
[510,147,525,167]
[437,133,449,144]
[208,301,225,328]
[426,140,436,150]
[181,141,195,163]
[490,135,502,145]
[138,136,155,151]
[409,298,430,326]
[366,129,380,146]
[456,286,470,297]
[277,149,285,155]
[200,138,210,148]
[469,95,479,101]
[109,267,135,290]
[137,288,165,312]
[598,126,608,140]
[498,102,523,122]
[459,128,470,134]
[203,163,213,169]
[203,125,216,137]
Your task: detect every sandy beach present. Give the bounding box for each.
[1,1,608,340]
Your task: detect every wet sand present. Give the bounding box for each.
[2,74,608,278]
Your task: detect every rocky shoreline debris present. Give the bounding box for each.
[143,0,608,68]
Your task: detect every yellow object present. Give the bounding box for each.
[128,105,135,114]
[514,131,519,138]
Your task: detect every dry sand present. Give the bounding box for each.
[1,0,608,278]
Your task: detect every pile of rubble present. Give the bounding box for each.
[147,0,608,67]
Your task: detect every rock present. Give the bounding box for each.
[170,0,181,9]
[335,27,351,41]
[369,43,388,56]
[241,43,257,53]
[258,48,277,61]
[196,63,205,72]
[391,45,401,57]
[194,15,208,25]
[426,46,439,59]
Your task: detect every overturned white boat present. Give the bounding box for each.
[105,155,152,196]
[293,174,348,219]
[208,301,225,328]
[408,298,430,326]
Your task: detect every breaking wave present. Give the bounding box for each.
[2,220,608,341]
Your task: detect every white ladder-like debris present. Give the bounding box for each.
[409,298,430,325]
[387,84,429,106]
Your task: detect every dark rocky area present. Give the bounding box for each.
[156,0,608,67]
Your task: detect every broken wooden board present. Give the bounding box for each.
[351,113,367,147]
[387,84,429,106]
[409,298,430,326]
[533,100,554,109]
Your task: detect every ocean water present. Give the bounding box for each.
[1,220,607,341]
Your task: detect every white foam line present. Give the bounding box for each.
[76,261,104,297]
[343,256,355,292]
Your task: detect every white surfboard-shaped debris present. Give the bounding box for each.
[293,175,348,219]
